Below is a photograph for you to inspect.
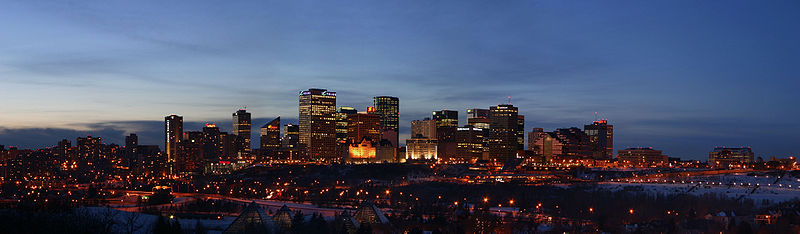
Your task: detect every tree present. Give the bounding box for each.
[124,211,145,234]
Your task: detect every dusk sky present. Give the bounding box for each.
[1,0,799,160]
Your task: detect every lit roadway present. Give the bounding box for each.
[107,189,357,217]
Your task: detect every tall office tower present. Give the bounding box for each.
[336,107,358,144]
[467,108,490,118]
[220,132,237,160]
[165,114,183,173]
[232,109,252,156]
[488,104,519,162]
[178,131,204,174]
[373,96,399,147]
[347,112,382,144]
[76,136,102,158]
[125,133,138,158]
[517,115,525,150]
[709,147,754,168]
[584,119,613,160]
[202,123,222,161]
[455,125,485,162]
[281,123,301,160]
[432,110,458,141]
[336,107,357,159]
[433,110,458,161]
[411,118,437,139]
[299,88,338,161]
[55,139,72,158]
[259,117,281,159]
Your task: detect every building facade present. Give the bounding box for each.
[584,119,613,160]
[488,104,519,162]
[411,118,436,139]
[617,147,668,166]
[709,147,754,167]
[299,89,337,161]
[232,109,252,157]
[259,117,281,160]
[454,126,485,162]
[373,96,399,147]
[347,112,382,145]
[165,115,183,173]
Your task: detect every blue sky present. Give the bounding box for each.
[1,0,799,160]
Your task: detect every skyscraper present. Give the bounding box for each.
[336,107,358,144]
[467,108,490,118]
[260,117,281,159]
[232,109,252,157]
[517,115,525,150]
[411,118,436,139]
[202,123,222,161]
[373,96,399,147]
[488,104,518,162]
[178,131,204,174]
[455,125,485,162]
[125,133,138,163]
[584,119,613,160]
[281,123,302,160]
[299,88,337,161]
[433,110,459,160]
[347,112,382,144]
[165,115,183,173]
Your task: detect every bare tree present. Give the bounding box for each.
[124,211,145,234]
[98,207,119,233]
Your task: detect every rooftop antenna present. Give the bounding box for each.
[507,96,512,104]
[594,112,598,121]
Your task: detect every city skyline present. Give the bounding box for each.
[2,1,800,160]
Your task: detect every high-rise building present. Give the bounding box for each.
[347,112,382,144]
[517,115,525,150]
[76,136,102,159]
[454,125,485,162]
[165,115,183,173]
[709,147,754,167]
[584,119,613,160]
[220,132,237,160]
[618,147,668,166]
[373,96,399,147]
[55,139,71,158]
[336,107,358,144]
[488,104,518,162]
[178,131,204,174]
[299,88,338,161]
[260,117,281,154]
[232,109,252,156]
[202,123,222,161]
[433,110,458,160]
[467,108,490,119]
[280,123,302,160]
[125,134,138,149]
[411,118,437,139]
[433,110,458,141]
[125,133,137,150]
